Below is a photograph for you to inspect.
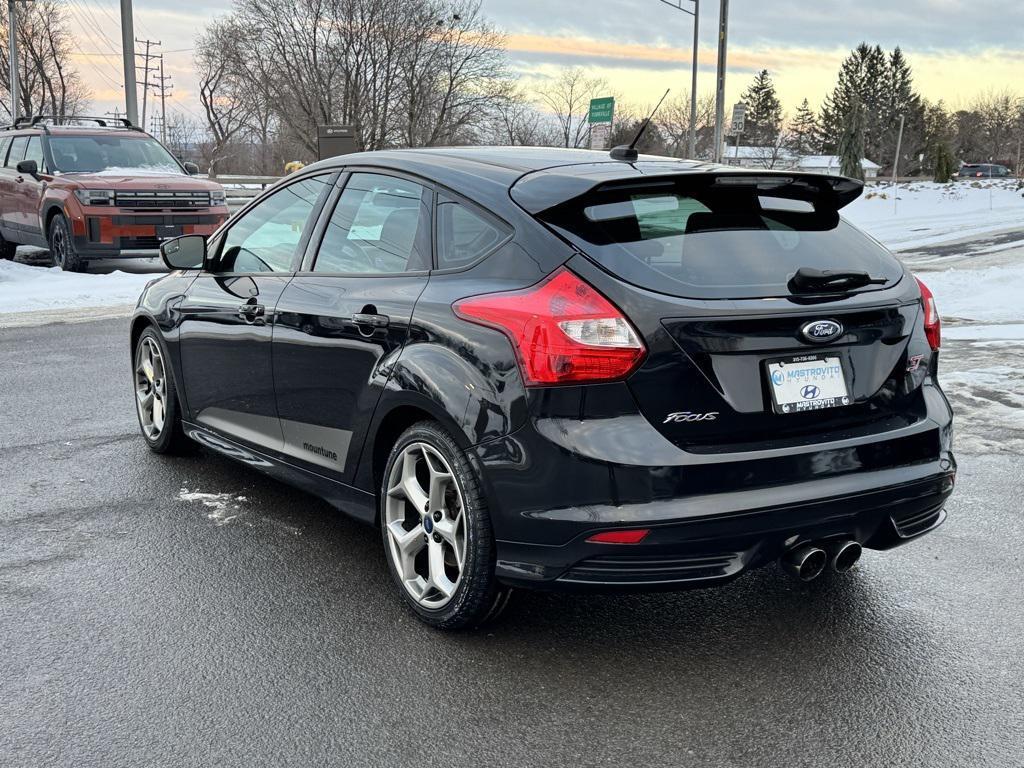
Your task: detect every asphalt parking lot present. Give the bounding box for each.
[2,317,1023,767]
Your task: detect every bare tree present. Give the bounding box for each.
[487,83,556,146]
[196,18,254,175]
[0,0,89,121]
[659,91,715,159]
[536,68,609,149]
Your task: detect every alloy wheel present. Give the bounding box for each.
[51,222,69,269]
[384,442,468,609]
[134,337,167,439]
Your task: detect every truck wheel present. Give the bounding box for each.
[48,214,84,272]
[0,233,16,260]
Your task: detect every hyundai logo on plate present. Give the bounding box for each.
[800,319,843,343]
[801,385,821,400]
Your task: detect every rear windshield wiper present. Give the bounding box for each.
[788,267,889,294]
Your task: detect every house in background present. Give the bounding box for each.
[793,155,881,179]
[721,147,882,179]
[721,145,797,169]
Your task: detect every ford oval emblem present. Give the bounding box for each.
[800,319,843,343]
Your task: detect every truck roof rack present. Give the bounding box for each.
[2,115,143,133]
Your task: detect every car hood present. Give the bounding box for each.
[54,172,223,191]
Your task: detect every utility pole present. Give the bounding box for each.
[120,0,137,125]
[148,56,172,142]
[712,0,729,162]
[658,0,700,159]
[134,39,160,131]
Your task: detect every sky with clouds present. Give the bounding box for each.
[68,0,1024,130]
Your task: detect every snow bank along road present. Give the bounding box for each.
[1,180,1021,452]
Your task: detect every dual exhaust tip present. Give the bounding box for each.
[781,540,862,582]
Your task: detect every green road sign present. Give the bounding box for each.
[588,97,615,124]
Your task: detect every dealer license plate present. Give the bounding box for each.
[767,356,851,414]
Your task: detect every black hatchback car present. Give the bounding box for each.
[131,147,955,629]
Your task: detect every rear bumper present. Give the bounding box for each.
[492,467,953,591]
[475,380,955,592]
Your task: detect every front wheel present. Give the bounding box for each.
[381,421,511,630]
[133,327,191,454]
[48,214,84,272]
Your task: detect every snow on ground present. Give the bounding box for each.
[922,265,1024,325]
[844,179,1024,252]
[0,259,154,314]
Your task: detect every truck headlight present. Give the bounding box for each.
[210,189,226,206]
[74,189,115,206]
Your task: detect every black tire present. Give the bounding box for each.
[133,327,192,455]
[0,233,16,260]
[380,421,511,630]
[48,214,84,272]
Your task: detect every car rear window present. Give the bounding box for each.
[538,178,903,300]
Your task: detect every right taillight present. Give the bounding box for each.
[453,267,646,386]
[916,276,940,350]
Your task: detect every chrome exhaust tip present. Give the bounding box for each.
[829,540,862,574]
[781,544,828,582]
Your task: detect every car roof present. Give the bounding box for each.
[299,146,863,216]
[300,146,718,216]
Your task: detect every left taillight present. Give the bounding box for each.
[915,276,941,350]
[453,267,646,386]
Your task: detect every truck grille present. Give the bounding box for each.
[115,190,211,209]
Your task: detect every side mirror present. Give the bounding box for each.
[160,235,206,270]
[16,159,38,177]
[183,161,200,175]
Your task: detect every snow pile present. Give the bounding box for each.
[0,259,153,314]
[844,180,1023,251]
[923,265,1024,324]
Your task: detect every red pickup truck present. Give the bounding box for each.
[0,116,229,271]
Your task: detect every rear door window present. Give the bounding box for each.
[313,172,431,274]
[0,137,11,165]
[539,177,903,300]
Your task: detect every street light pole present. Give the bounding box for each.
[713,0,729,162]
[658,0,699,159]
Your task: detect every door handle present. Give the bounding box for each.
[238,303,265,321]
[352,312,389,329]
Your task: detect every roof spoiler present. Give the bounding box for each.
[511,167,864,215]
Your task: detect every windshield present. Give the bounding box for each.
[539,179,903,300]
[47,135,183,175]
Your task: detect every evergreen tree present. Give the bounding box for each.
[838,94,865,180]
[740,70,783,146]
[789,99,819,155]
[819,43,923,168]
[934,141,956,183]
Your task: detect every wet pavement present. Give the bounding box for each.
[1,317,1022,767]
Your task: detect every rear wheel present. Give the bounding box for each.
[381,421,511,630]
[133,327,191,454]
[48,214,84,272]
